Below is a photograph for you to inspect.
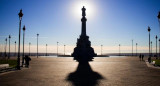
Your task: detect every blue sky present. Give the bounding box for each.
[0,0,160,54]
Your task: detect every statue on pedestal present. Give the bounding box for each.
[72,6,97,62]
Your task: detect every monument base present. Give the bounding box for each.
[72,35,97,62]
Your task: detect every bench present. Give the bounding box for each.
[0,64,9,68]
[0,64,15,73]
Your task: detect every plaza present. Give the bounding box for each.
[0,57,160,86]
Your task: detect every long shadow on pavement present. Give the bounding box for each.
[66,62,105,86]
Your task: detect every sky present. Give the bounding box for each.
[0,0,160,54]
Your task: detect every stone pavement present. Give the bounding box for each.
[0,56,160,86]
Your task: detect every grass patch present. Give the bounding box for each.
[0,59,17,67]
[152,59,160,66]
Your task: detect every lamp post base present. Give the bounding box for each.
[17,57,21,70]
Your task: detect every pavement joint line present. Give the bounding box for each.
[0,71,15,75]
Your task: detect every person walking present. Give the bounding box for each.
[142,55,144,61]
[25,55,31,68]
[139,54,142,61]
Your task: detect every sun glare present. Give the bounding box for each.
[71,1,96,19]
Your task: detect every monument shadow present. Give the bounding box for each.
[66,62,104,86]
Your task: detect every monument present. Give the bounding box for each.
[72,6,97,62]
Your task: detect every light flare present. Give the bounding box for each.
[71,0,96,19]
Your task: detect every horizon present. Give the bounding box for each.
[0,0,160,54]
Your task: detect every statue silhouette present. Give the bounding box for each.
[72,6,97,62]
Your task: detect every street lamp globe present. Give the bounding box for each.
[158,11,160,20]
[18,9,23,20]
[23,25,26,31]
[148,26,151,32]
[9,35,11,39]
[156,35,158,39]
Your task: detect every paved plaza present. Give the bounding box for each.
[0,56,160,86]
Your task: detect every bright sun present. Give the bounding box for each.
[72,1,96,19]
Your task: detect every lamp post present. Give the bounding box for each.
[29,42,31,56]
[158,12,160,57]
[37,34,39,58]
[57,42,59,57]
[101,45,103,55]
[64,45,65,55]
[159,39,160,57]
[17,9,23,70]
[46,44,47,56]
[148,26,151,57]
[156,35,158,57]
[8,35,11,59]
[151,41,152,56]
[119,44,120,56]
[5,38,7,58]
[0,44,2,56]
[157,12,160,31]
[15,41,16,56]
[132,39,133,56]
[22,25,26,66]
[136,43,138,56]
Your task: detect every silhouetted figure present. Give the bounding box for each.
[4,53,7,57]
[139,54,141,61]
[142,55,144,61]
[155,55,158,59]
[148,56,151,63]
[25,55,31,68]
[72,6,97,62]
[67,62,104,86]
